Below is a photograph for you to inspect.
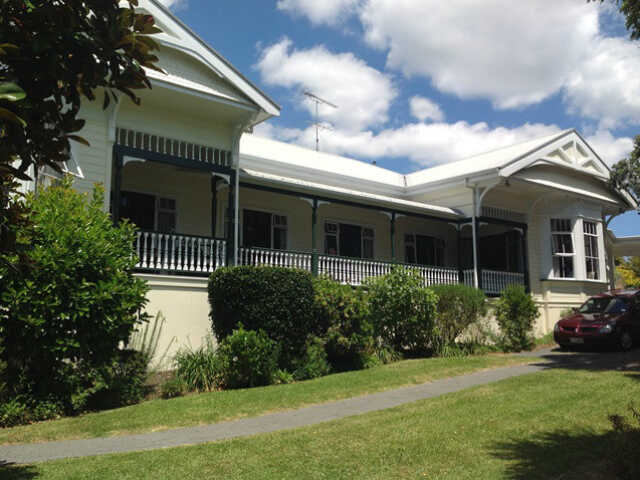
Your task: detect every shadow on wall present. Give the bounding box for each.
[0,461,39,479]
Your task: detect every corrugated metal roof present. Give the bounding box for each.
[241,168,461,218]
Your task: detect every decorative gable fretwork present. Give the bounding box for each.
[115,127,232,169]
[536,140,607,177]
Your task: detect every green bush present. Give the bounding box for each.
[217,326,279,389]
[0,396,62,428]
[430,284,487,349]
[293,336,331,380]
[173,339,221,393]
[494,285,540,352]
[314,276,375,371]
[0,178,149,419]
[365,267,439,356]
[86,349,150,410]
[160,377,187,399]
[209,266,318,368]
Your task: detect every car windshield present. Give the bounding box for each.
[578,297,629,314]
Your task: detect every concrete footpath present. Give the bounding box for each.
[1,348,636,464]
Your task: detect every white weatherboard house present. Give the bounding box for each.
[26,1,639,359]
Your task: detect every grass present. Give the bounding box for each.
[0,353,535,445]
[534,331,555,348]
[13,365,639,479]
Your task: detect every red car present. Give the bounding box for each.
[554,289,640,351]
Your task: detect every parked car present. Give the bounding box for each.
[554,289,640,351]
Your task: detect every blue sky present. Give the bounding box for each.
[162,0,639,237]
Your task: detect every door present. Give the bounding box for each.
[339,223,362,258]
[243,209,272,248]
[121,191,155,230]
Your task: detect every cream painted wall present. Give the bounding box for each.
[138,274,213,367]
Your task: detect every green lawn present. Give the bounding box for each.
[12,366,638,479]
[0,353,534,445]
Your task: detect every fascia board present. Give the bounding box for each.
[145,0,280,117]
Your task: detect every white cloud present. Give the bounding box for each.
[409,96,444,122]
[585,129,634,166]
[277,0,360,26]
[255,37,396,131]
[359,0,598,109]
[255,120,561,167]
[157,0,188,11]
[564,36,640,129]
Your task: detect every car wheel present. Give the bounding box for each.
[618,329,633,351]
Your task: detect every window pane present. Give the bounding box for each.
[552,234,573,254]
[325,222,338,234]
[586,258,599,279]
[363,238,374,259]
[325,235,338,255]
[553,256,574,278]
[273,227,287,250]
[551,218,571,232]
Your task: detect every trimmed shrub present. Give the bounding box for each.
[293,336,331,380]
[365,267,439,356]
[273,369,295,385]
[0,178,149,419]
[209,266,317,368]
[217,326,279,389]
[173,339,221,393]
[494,284,540,352]
[430,284,487,348]
[314,276,375,371]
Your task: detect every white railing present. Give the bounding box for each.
[463,269,475,286]
[318,255,394,285]
[239,247,313,270]
[481,269,525,295]
[135,231,226,274]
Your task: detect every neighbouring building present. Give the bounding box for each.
[22,0,639,360]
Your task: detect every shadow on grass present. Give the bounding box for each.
[490,429,624,480]
[0,461,39,479]
[530,346,640,381]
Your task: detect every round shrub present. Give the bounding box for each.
[429,284,487,347]
[209,266,317,368]
[314,276,375,371]
[494,284,540,352]
[365,267,438,356]
[0,178,149,418]
[217,326,279,389]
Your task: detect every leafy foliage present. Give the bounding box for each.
[209,266,318,368]
[292,336,331,381]
[616,256,640,287]
[0,0,162,182]
[0,178,149,418]
[217,326,280,389]
[430,284,487,348]
[608,135,640,203]
[313,276,375,371]
[494,285,540,352]
[173,339,221,393]
[365,267,439,356]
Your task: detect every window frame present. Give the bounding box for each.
[241,207,289,250]
[404,233,445,267]
[323,220,375,259]
[550,218,575,279]
[120,189,178,233]
[583,220,600,280]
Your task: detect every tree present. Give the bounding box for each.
[0,0,162,254]
[616,256,640,287]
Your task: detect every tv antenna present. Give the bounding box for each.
[304,91,338,152]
